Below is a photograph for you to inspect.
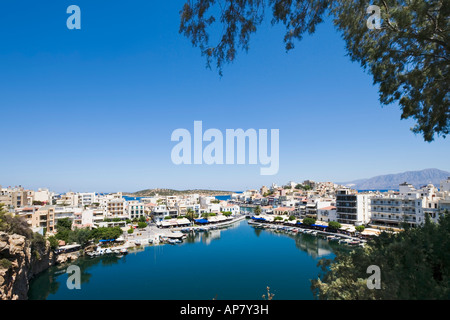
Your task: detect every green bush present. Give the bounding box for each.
[328,221,342,230]
[47,235,59,250]
[127,228,134,234]
[302,217,316,226]
[0,258,12,270]
[92,226,123,241]
[137,222,147,229]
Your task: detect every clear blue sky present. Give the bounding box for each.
[0,1,448,193]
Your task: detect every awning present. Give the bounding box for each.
[195,218,209,224]
[251,216,266,221]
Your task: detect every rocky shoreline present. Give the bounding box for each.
[0,231,80,300]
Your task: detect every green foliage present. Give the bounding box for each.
[302,217,316,226]
[289,215,296,221]
[128,228,134,234]
[92,227,123,241]
[137,222,147,229]
[0,258,12,270]
[180,0,449,141]
[112,218,121,222]
[222,211,232,217]
[209,212,217,216]
[0,204,32,239]
[254,205,262,215]
[186,208,196,221]
[47,235,59,250]
[355,225,366,233]
[30,232,46,260]
[201,212,210,218]
[55,228,71,243]
[311,213,450,299]
[56,218,72,231]
[70,228,94,247]
[103,218,112,222]
[164,216,172,220]
[139,216,146,223]
[328,221,342,230]
[274,216,283,221]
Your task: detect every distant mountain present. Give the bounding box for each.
[338,168,450,190]
[124,188,233,197]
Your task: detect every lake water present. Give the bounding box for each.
[28,220,346,300]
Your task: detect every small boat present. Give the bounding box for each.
[135,240,141,246]
[338,239,351,245]
[120,248,128,255]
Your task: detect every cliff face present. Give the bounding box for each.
[0,232,56,300]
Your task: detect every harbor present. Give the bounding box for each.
[28,219,345,300]
[247,219,367,247]
[82,215,248,258]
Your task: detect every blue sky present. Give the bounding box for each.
[0,1,448,193]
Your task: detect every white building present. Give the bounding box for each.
[78,192,97,207]
[32,188,53,204]
[440,177,450,193]
[317,206,337,222]
[336,189,371,226]
[370,192,423,229]
[127,200,145,220]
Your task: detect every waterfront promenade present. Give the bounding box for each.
[122,215,246,248]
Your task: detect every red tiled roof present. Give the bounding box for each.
[319,206,336,210]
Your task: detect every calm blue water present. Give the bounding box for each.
[28,220,345,300]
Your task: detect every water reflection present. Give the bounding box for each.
[28,254,123,300]
[28,220,348,300]
[252,226,351,259]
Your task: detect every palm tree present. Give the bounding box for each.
[186,208,196,226]
[254,205,262,215]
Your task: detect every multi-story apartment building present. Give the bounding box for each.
[335,188,371,226]
[31,206,56,233]
[127,200,145,220]
[56,192,79,207]
[370,192,423,229]
[78,192,97,207]
[370,181,450,229]
[0,186,29,208]
[31,188,53,205]
[151,205,178,222]
[106,198,127,219]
